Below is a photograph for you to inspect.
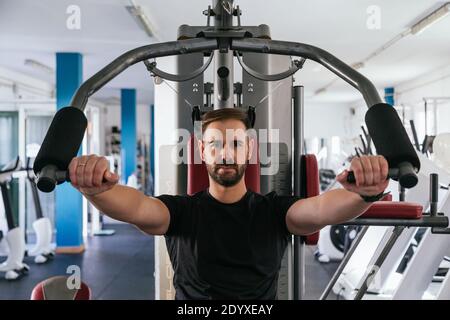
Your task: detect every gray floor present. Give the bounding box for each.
[0,224,339,300]
[0,224,155,300]
[304,246,340,300]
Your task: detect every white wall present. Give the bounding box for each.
[153,56,179,197]
[0,66,54,101]
[103,104,120,130]
[304,101,362,139]
[395,64,450,139]
[152,56,179,300]
[343,63,450,165]
[103,103,151,136]
[304,100,364,170]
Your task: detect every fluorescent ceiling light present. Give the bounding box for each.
[411,2,450,35]
[24,59,54,74]
[126,3,155,38]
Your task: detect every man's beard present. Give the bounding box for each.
[206,161,247,187]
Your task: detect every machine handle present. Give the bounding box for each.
[36,166,108,193]
[346,161,418,189]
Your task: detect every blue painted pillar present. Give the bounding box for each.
[121,89,137,183]
[55,52,83,249]
[384,87,395,106]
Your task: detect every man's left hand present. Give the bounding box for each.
[336,155,389,197]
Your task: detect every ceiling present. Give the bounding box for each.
[1,0,450,105]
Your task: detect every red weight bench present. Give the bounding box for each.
[31,276,91,300]
[300,155,320,245]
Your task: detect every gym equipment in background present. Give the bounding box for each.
[0,157,29,280]
[314,225,345,263]
[24,157,54,264]
[324,121,450,299]
[315,126,373,264]
[324,152,450,300]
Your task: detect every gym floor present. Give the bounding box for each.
[0,224,338,300]
[0,224,155,300]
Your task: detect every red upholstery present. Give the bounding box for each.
[31,276,91,300]
[354,179,423,219]
[303,155,320,245]
[187,134,260,195]
[361,201,423,219]
[304,155,320,198]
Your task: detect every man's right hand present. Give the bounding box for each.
[68,155,119,196]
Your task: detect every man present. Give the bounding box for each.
[69,108,389,300]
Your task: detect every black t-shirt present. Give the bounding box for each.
[156,189,301,300]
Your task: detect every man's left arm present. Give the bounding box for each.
[286,155,390,236]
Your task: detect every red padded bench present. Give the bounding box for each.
[31,276,91,300]
[362,201,423,219]
[302,155,320,245]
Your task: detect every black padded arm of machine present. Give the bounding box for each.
[33,107,88,192]
[231,38,421,189]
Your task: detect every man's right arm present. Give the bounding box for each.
[84,185,170,235]
[69,155,170,235]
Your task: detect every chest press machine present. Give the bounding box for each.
[31,0,448,299]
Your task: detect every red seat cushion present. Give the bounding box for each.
[305,154,320,198]
[305,231,320,245]
[361,201,423,219]
[303,155,320,245]
[31,276,91,300]
[382,193,392,201]
[187,134,260,195]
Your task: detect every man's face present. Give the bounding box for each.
[199,119,254,187]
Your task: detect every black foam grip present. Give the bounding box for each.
[365,103,420,172]
[33,107,87,174]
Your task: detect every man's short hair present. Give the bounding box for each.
[201,108,251,134]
